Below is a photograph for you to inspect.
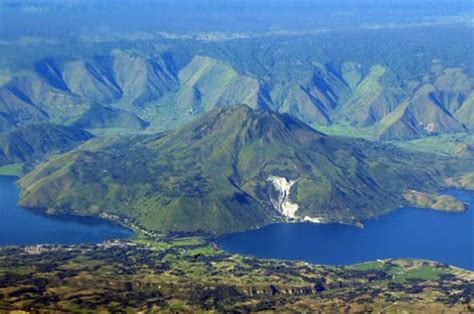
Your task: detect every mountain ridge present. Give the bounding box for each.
[1,46,471,140]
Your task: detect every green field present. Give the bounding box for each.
[0,163,23,177]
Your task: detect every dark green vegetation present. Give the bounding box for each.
[0,27,472,142]
[18,105,472,234]
[0,236,472,312]
[0,123,92,166]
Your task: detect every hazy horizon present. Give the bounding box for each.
[1,0,472,39]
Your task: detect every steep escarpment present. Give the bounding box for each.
[19,105,469,235]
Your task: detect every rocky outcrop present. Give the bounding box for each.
[267,175,299,219]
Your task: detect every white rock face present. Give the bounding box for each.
[303,216,323,223]
[424,123,435,133]
[267,175,299,219]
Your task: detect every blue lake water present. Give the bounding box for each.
[0,175,132,246]
[219,189,474,270]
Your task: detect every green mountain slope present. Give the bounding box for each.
[0,123,93,165]
[279,64,351,125]
[176,55,268,114]
[432,67,473,113]
[0,86,49,129]
[18,105,469,235]
[336,64,402,127]
[1,71,91,126]
[17,72,92,123]
[111,49,179,107]
[455,94,474,128]
[61,59,122,104]
[376,84,466,140]
[71,104,149,131]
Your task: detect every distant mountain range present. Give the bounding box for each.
[0,44,472,141]
[18,105,471,234]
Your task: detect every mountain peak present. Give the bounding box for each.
[174,104,325,147]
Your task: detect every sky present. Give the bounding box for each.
[0,0,472,39]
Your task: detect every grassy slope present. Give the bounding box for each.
[176,55,263,113]
[18,105,472,235]
[0,163,24,176]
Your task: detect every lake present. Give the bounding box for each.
[2,174,473,270]
[0,175,132,246]
[218,189,474,270]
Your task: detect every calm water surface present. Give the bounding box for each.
[0,175,132,245]
[219,189,474,270]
